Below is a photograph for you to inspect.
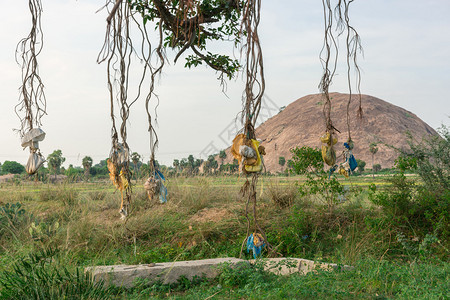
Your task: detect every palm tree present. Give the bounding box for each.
[219,150,227,171]
[369,143,378,179]
[173,159,180,175]
[82,156,93,181]
[131,152,142,179]
[47,150,65,181]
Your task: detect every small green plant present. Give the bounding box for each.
[29,221,60,241]
[289,146,344,212]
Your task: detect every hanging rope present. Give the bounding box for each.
[236,0,277,258]
[98,1,134,219]
[15,0,47,175]
[342,0,363,142]
[98,0,168,218]
[319,0,363,167]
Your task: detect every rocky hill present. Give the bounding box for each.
[220,93,438,173]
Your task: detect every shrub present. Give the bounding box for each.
[289,146,344,212]
[355,159,366,174]
[1,161,25,175]
[373,164,382,173]
[369,126,450,249]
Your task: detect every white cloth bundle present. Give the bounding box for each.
[21,128,46,150]
[26,151,45,175]
[239,145,256,159]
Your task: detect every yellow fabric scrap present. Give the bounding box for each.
[252,232,265,247]
[231,134,245,161]
[320,132,337,145]
[321,132,337,166]
[338,166,349,178]
[107,159,129,191]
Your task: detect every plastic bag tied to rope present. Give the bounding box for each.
[107,159,129,191]
[144,169,167,204]
[246,233,265,259]
[21,128,46,175]
[26,152,45,175]
[344,142,358,172]
[154,164,167,204]
[320,132,337,166]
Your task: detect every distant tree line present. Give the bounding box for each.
[1,143,394,181]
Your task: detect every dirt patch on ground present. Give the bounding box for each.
[190,207,231,223]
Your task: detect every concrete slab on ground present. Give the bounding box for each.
[86,257,353,288]
[86,257,245,288]
[250,258,354,276]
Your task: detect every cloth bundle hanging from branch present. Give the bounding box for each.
[98,2,136,219]
[107,142,131,220]
[318,0,363,171]
[144,164,168,204]
[235,0,279,259]
[15,0,47,175]
[98,0,170,218]
[231,133,265,174]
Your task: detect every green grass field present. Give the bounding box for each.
[0,175,448,299]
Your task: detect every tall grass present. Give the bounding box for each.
[0,248,112,299]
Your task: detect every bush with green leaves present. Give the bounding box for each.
[355,159,366,174]
[369,126,450,250]
[0,161,25,175]
[289,146,344,212]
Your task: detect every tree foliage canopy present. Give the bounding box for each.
[129,0,242,79]
[47,150,65,175]
[82,156,93,170]
[1,161,25,175]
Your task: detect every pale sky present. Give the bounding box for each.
[1,0,449,168]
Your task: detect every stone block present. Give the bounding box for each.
[85,257,245,288]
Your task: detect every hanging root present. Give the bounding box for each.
[319,0,363,141]
[239,173,279,258]
[237,0,278,258]
[15,0,47,137]
[99,1,168,218]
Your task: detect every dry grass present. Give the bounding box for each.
[0,175,392,267]
[265,180,298,208]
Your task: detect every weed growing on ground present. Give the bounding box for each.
[0,247,112,299]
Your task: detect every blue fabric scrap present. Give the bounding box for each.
[246,234,265,259]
